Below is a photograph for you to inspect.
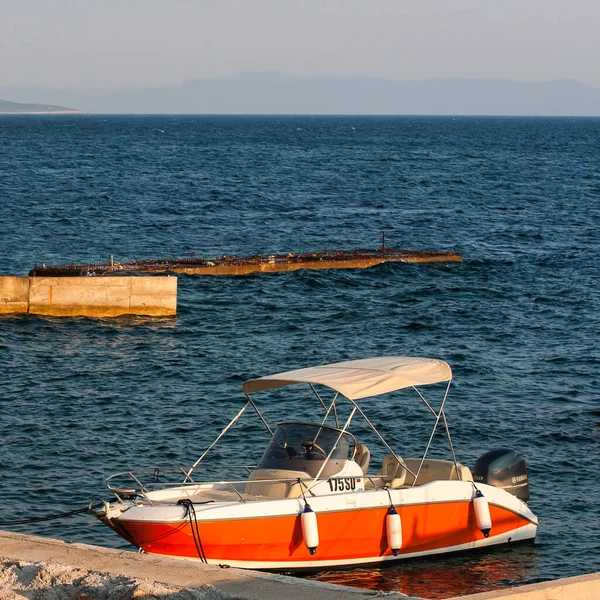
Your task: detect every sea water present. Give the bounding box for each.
[0,115,599,598]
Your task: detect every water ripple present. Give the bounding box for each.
[1,115,599,597]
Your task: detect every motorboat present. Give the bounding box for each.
[92,357,538,570]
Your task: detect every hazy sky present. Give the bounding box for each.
[2,0,599,94]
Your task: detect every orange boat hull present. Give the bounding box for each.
[115,500,534,567]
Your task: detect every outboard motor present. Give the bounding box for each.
[473,449,530,502]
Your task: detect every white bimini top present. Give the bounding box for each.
[242,356,452,400]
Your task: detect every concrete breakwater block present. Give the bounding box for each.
[0,276,30,314]
[0,276,177,317]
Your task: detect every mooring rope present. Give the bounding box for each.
[0,502,104,526]
[177,499,207,564]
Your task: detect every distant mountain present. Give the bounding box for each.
[0,98,84,114]
[1,73,600,115]
[0,84,93,111]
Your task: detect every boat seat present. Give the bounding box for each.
[245,469,310,499]
[354,444,371,475]
[402,459,474,486]
[366,454,407,488]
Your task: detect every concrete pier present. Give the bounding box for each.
[0,531,409,599]
[0,276,177,317]
[451,572,600,599]
[0,531,598,599]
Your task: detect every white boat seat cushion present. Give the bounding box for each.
[378,454,407,488]
[245,469,310,498]
[402,458,474,486]
[354,444,371,475]
[374,456,473,488]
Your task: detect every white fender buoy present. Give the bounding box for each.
[301,503,319,555]
[386,505,402,556]
[473,489,492,537]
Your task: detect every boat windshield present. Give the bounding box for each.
[257,422,355,470]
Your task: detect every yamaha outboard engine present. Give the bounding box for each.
[473,449,530,502]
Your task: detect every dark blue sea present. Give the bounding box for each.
[1,115,599,599]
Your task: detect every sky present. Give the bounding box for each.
[1,0,599,94]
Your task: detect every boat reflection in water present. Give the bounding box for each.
[308,544,539,599]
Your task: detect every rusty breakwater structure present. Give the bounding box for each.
[30,248,462,278]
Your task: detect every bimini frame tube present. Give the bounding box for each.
[412,379,453,485]
[185,400,251,480]
[440,407,460,478]
[245,393,273,436]
[314,389,340,429]
[308,405,357,489]
[309,383,329,413]
[412,383,461,479]
[185,393,275,482]
[348,399,416,480]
